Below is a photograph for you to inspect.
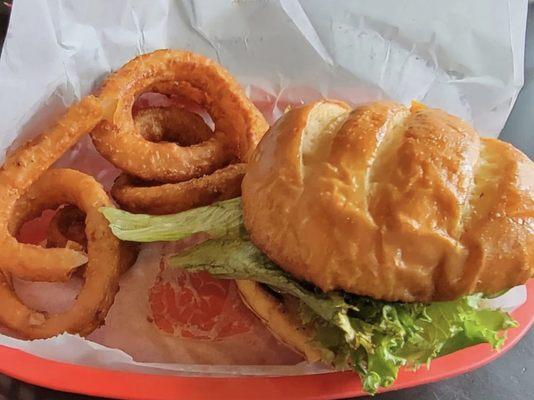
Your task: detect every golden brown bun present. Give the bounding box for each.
[235,280,325,362]
[242,100,534,302]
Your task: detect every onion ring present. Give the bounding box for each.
[0,168,131,338]
[111,163,246,215]
[91,49,268,183]
[0,96,103,281]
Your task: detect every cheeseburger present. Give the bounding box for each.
[105,100,533,393]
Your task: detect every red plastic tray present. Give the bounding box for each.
[0,281,532,400]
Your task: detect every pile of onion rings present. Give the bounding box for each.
[91,49,268,182]
[0,49,266,339]
[1,169,136,338]
[91,50,268,215]
[109,106,248,214]
[0,96,137,338]
[0,96,103,282]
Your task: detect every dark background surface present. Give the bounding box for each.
[0,2,532,399]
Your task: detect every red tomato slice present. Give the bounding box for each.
[149,260,254,340]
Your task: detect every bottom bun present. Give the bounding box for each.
[235,279,326,363]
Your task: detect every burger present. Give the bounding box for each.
[104,100,533,393]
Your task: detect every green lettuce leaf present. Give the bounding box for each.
[102,199,517,394]
[100,198,242,242]
[169,237,357,339]
[342,294,516,391]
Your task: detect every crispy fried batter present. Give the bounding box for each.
[0,169,137,338]
[112,164,246,215]
[91,50,268,183]
[0,96,103,282]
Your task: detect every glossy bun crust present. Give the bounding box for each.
[242,100,534,302]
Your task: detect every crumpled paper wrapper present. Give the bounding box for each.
[0,0,528,376]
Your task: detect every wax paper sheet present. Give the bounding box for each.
[0,0,528,376]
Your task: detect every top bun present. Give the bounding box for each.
[242,100,534,302]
